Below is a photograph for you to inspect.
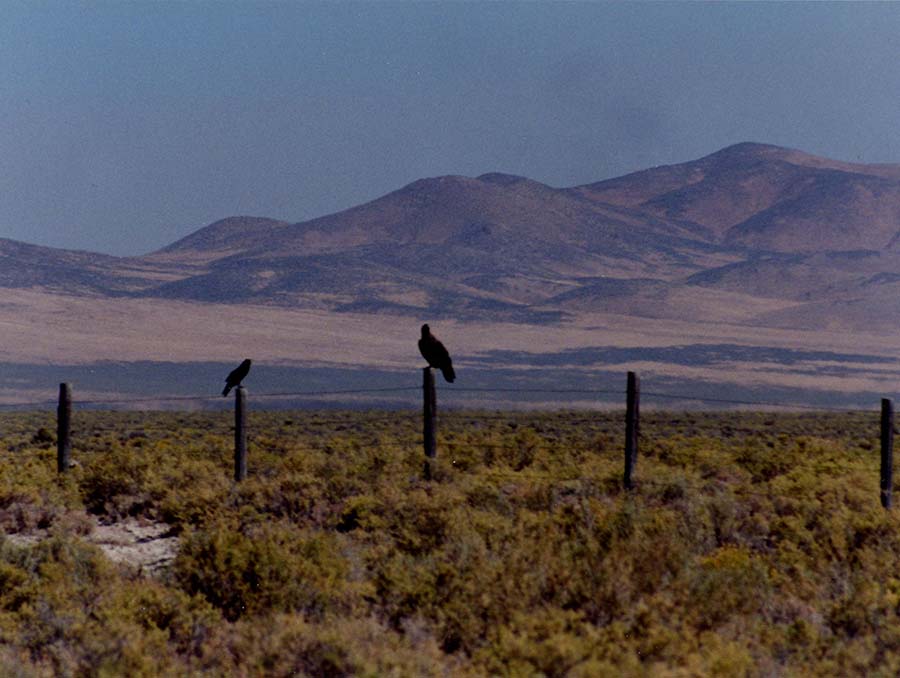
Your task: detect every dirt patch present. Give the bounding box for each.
[89,518,179,575]
[4,515,178,576]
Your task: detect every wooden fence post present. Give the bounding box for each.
[881,398,893,509]
[624,371,640,490]
[234,386,248,482]
[423,367,436,479]
[57,383,72,474]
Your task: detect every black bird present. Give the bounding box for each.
[222,359,252,397]
[418,324,455,383]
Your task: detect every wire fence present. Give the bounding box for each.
[0,383,879,413]
[0,369,893,507]
[0,388,409,411]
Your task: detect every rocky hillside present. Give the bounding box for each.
[4,142,900,329]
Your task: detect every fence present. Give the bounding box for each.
[2,368,894,510]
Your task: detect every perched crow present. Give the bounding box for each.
[418,324,455,383]
[222,359,252,397]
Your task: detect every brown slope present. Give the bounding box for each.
[146,142,900,283]
[151,216,291,262]
[6,142,899,333]
[138,172,720,267]
[261,172,712,256]
[571,143,798,217]
[126,144,900,322]
[724,171,900,251]
[572,142,900,252]
[687,250,900,303]
[0,237,184,295]
[133,172,736,314]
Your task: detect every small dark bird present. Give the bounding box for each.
[222,359,252,397]
[418,324,455,383]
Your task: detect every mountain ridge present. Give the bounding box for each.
[3,142,900,330]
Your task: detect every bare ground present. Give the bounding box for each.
[2,287,900,403]
[4,515,178,576]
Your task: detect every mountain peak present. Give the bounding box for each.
[4,141,900,338]
[158,216,289,255]
[699,142,797,166]
[701,142,900,179]
[712,141,791,155]
[476,172,531,186]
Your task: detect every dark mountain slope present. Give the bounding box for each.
[153,217,291,260]
[242,173,718,259]
[136,171,737,315]
[723,171,900,251]
[687,250,900,302]
[573,142,900,252]
[0,238,179,295]
[3,143,900,330]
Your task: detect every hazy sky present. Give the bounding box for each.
[2,1,899,256]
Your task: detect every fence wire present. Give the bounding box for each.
[0,375,879,415]
[1,379,890,511]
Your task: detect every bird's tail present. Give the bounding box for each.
[441,363,456,383]
[222,385,232,397]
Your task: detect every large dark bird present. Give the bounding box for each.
[418,324,455,383]
[222,359,252,397]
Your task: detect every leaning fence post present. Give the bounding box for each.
[881,398,893,509]
[423,367,436,479]
[234,386,248,482]
[624,371,640,490]
[57,383,72,474]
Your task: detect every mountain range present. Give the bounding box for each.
[4,142,900,331]
[4,142,900,408]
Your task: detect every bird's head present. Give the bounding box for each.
[243,359,252,367]
[421,324,430,337]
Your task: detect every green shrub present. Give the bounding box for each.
[79,447,153,517]
[0,408,896,674]
[688,545,771,629]
[173,522,356,621]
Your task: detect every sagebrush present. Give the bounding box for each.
[0,409,895,676]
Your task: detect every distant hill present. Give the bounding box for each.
[574,142,900,252]
[143,169,736,318]
[0,237,179,295]
[3,142,900,329]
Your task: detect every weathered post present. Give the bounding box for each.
[624,371,640,490]
[423,367,436,479]
[234,386,248,482]
[57,383,72,474]
[881,398,893,509]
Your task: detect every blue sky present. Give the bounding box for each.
[1,1,898,255]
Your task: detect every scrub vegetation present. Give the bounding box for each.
[0,408,896,676]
